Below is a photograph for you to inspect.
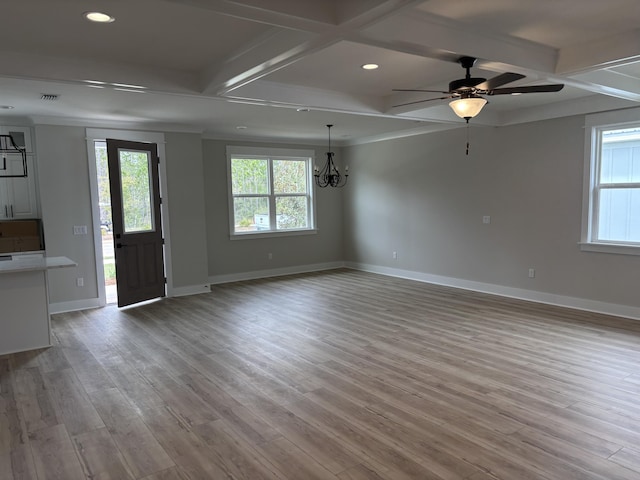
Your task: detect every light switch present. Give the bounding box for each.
[482,216,491,224]
[73,225,88,235]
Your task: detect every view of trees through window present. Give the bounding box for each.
[231,156,310,233]
[118,150,154,233]
[95,143,116,285]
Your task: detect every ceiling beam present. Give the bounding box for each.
[556,29,640,75]
[182,0,427,95]
[360,10,560,75]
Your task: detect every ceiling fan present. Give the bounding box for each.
[393,56,564,121]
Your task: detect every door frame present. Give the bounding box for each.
[86,128,174,307]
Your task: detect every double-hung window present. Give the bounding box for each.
[227,146,316,237]
[582,109,640,254]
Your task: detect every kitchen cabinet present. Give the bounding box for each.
[0,219,43,253]
[0,255,76,355]
[0,154,38,219]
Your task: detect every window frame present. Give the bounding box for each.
[226,146,317,239]
[581,108,640,255]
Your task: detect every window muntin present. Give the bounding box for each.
[227,147,315,237]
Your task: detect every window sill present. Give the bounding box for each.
[579,242,640,256]
[230,229,318,240]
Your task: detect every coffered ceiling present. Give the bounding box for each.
[0,0,638,144]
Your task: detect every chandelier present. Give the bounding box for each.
[314,124,348,188]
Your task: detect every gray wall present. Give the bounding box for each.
[30,113,640,314]
[32,126,344,306]
[203,139,344,279]
[343,115,640,308]
[164,132,209,289]
[34,126,210,305]
[36,125,98,304]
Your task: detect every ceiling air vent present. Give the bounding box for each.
[40,94,59,101]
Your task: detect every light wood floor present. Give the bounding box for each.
[2,269,640,480]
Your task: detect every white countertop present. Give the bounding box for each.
[0,255,76,274]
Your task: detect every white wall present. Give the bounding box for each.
[343,115,640,314]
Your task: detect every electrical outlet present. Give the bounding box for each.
[392,251,398,260]
[268,253,273,260]
[482,216,491,224]
[528,268,535,278]
[76,277,84,287]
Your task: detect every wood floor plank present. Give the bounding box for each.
[178,371,280,445]
[29,424,85,480]
[609,448,640,474]
[336,464,386,480]
[42,368,104,436]
[0,444,38,480]
[192,419,284,479]
[55,328,115,394]
[138,366,218,427]
[138,405,232,479]
[12,367,59,434]
[305,386,481,480]
[35,346,71,374]
[255,436,338,480]
[214,384,361,475]
[89,387,175,480]
[96,356,166,414]
[284,392,446,480]
[508,427,640,480]
[139,466,190,480]
[72,427,134,480]
[0,360,29,462]
[3,269,640,480]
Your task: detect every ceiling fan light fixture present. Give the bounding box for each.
[449,96,487,119]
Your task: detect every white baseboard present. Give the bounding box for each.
[50,298,102,314]
[50,284,211,313]
[346,262,640,321]
[209,262,345,285]
[169,284,211,297]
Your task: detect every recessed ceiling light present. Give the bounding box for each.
[296,108,310,112]
[236,126,247,130]
[0,105,14,110]
[84,11,115,23]
[361,63,379,70]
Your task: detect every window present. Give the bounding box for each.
[582,109,640,254]
[227,146,316,237]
